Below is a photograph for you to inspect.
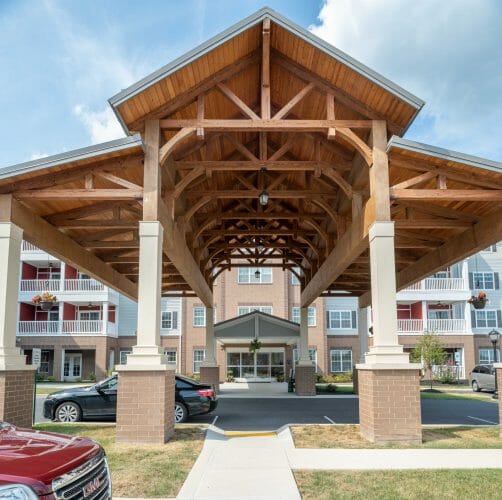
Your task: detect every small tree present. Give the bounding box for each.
[411,331,447,390]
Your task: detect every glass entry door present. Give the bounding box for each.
[63,353,82,381]
[227,349,284,381]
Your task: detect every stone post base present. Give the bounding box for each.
[116,367,175,444]
[352,367,359,395]
[200,366,220,394]
[295,364,316,396]
[357,364,422,443]
[0,369,35,428]
[495,364,502,436]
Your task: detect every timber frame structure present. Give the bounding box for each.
[1,8,501,442]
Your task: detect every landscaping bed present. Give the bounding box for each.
[294,469,502,500]
[35,423,205,498]
[291,425,502,449]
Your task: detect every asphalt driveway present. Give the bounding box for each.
[35,395,499,430]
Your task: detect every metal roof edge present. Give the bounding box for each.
[108,6,424,124]
[387,136,502,173]
[215,309,300,330]
[0,134,144,180]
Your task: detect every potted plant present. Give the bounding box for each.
[249,338,262,354]
[32,291,57,311]
[468,291,488,309]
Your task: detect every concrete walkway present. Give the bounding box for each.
[178,425,502,499]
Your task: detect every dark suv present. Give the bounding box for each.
[44,374,217,423]
[0,421,111,499]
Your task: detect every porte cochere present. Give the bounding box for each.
[0,8,501,443]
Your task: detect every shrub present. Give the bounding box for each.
[46,375,56,382]
[36,373,46,382]
[226,370,235,382]
[317,372,353,384]
[187,373,201,382]
[88,372,96,382]
[276,374,285,383]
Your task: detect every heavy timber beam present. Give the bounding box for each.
[390,189,502,202]
[175,160,351,171]
[0,195,137,301]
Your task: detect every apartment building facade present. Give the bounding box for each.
[17,241,502,383]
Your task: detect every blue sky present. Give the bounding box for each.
[1,0,501,167]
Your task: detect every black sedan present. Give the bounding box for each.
[43,374,218,424]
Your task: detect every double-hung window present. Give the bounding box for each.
[327,310,356,329]
[161,311,178,330]
[330,349,353,373]
[193,306,206,327]
[237,267,273,284]
[238,305,273,316]
[193,349,205,373]
[473,272,495,290]
[164,349,177,366]
[291,307,316,326]
[474,310,498,328]
[479,348,500,364]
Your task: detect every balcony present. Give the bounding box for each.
[20,279,60,292]
[398,318,467,334]
[64,279,104,292]
[20,278,105,293]
[402,278,467,292]
[17,320,117,336]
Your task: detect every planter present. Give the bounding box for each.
[471,300,487,310]
[39,300,56,311]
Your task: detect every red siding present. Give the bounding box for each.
[108,306,116,323]
[63,303,76,320]
[65,265,77,279]
[411,302,423,319]
[21,263,37,280]
[397,304,410,320]
[19,303,35,321]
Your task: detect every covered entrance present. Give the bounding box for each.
[0,8,501,442]
[216,311,298,382]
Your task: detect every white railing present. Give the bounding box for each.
[62,320,103,334]
[397,319,423,333]
[64,279,104,291]
[20,279,60,292]
[398,318,467,334]
[427,319,466,333]
[402,278,467,292]
[432,364,465,380]
[18,321,60,334]
[21,241,41,252]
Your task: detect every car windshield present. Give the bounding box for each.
[95,376,117,391]
[176,375,198,385]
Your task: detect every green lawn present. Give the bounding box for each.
[292,425,502,449]
[420,389,497,403]
[35,423,205,498]
[295,470,502,500]
[316,384,354,394]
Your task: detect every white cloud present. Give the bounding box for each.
[310,0,502,160]
[73,105,125,144]
[29,152,50,161]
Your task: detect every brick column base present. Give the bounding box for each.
[495,365,502,436]
[352,367,359,395]
[358,365,422,443]
[0,369,35,428]
[295,365,316,396]
[200,366,220,394]
[116,368,175,444]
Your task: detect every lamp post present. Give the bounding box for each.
[488,329,500,398]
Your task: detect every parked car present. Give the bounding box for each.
[0,421,111,499]
[470,364,496,392]
[43,374,218,424]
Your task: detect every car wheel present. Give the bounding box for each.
[55,402,81,423]
[174,402,188,423]
[472,380,481,392]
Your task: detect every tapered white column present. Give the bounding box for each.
[202,307,216,366]
[364,222,408,364]
[0,223,29,370]
[126,221,166,366]
[102,301,109,335]
[358,306,369,363]
[298,306,311,365]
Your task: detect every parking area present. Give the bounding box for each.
[35,395,499,430]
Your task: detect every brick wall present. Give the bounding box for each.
[0,370,35,428]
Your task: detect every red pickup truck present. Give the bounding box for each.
[0,421,111,499]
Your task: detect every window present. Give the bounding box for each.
[119,350,132,364]
[291,267,300,285]
[327,310,356,329]
[291,307,316,326]
[161,311,178,330]
[39,350,51,374]
[193,349,205,373]
[237,267,272,284]
[98,377,117,391]
[293,348,317,365]
[164,349,177,365]
[193,306,205,327]
[479,348,500,364]
[482,245,497,253]
[474,310,498,328]
[238,305,273,316]
[78,310,101,321]
[330,349,353,373]
[473,272,495,290]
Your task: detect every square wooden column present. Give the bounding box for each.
[296,306,316,396]
[0,222,35,428]
[200,306,220,392]
[357,121,421,443]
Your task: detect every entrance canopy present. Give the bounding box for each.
[0,7,501,309]
[215,310,299,345]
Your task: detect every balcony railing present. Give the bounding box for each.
[20,279,60,292]
[20,278,105,293]
[17,320,117,336]
[21,241,42,252]
[402,278,467,292]
[64,279,104,291]
[398,318,467,334]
